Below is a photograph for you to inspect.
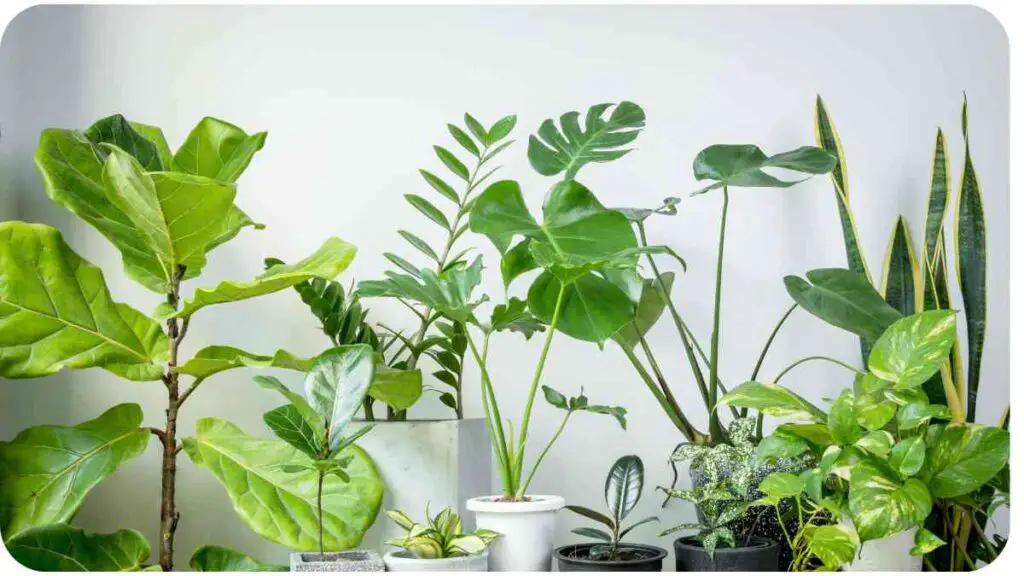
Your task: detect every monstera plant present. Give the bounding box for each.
[0,115,361,571]
[719,310,1009,568]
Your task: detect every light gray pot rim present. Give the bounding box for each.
[467,494,564,513]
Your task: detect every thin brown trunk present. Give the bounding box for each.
[158,267,186,571]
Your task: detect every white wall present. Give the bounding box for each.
[0,4,1009,568]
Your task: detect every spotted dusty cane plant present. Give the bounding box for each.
[0,115,363,571]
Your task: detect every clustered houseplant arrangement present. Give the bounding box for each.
[0,115,366,571]
[382,505,499,571]
[554,455,666,572]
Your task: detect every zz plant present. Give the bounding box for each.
[385,505,499,559]
[0,115,356,570]
[565,455,658,561]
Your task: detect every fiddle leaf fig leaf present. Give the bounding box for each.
[849,459,931,541]
[5,524,151,571]
[692,144,835,195]
[183,418,382,551]
[785,268,902,343]
[179,346,312,380]
[190,545,286,572]
[717,382,827,423]
[0,222,168,381]
[172,237,357,318]
[528,102,645,179]
[0,404,150,538]
[605,455,644,522]
[304,345,376,451]
[357,257,486,324]
[922,423,1009,498]
[172,117,267,183]
[869,310,957,389]
[86,114,164,170]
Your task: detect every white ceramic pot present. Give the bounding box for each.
[466,495,564,572]
[382,550,489,572]
[355,419,491,550]
[845,526,921,571]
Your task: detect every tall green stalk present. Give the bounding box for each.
[706,187,730,442]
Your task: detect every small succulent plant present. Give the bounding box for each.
[385,505,499,559]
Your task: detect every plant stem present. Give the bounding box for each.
[158,265,186,572]
[772,355,863,384]
[518,410,571,497]
[970,512,999,561]
[618,341,702,441]
[467,334,512,494]
[750,304,798,382]
[317,471,325,558]
[939,362,966,423]
[707,187,729,441]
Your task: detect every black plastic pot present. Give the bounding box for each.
[673,536,779,572]
[554,543,667,572]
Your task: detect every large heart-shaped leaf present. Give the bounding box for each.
[868,310,956,389]
[785,268,902,342]
[366,366,423,411]
[4,524,151,571]
[805,524,859,569]
[183,418,382,551]
[828,389,860,445]
[922,423,1009,498]
[0,404,150,538]
[528,102,645,179]
[890,437,926,478]
[0,222,167,381]
[613,272,675,349]
[853,373,898,431]
[717,382,827,423]
[303,345,376,451]
[469,179,636,263]
[172,237,356,318]
[172,117,267,182]
[102,148,237,286]
[190,545,286,572]
[692,144,836,195]
[605,455,643,523]
[179,346,312,380]
[527,271,634,343]
[849,459,931,541]
[357,257,485,324]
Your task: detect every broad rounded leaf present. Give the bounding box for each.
[173,237,356,318]
[717,381,827,423]
[896,402,934,431]
[855,430,894,457]
[190,545,286,571]
[806,524,859,569]
[757,430,810,464]
[304,345,376,451]
[922,423,1009,498]
[172,117,267,182]
[0,222,167,380]
[613,272,675,349]
[785,268,902,342]
[0,404,150,538]
[5,524,151,571]
[183,418,382,551]
[528,102,645,179]
[849,459,931,541]
[180,346,312,380]
[869,310,957,389]
[890,437,926,478]
[758,473,804,504]
[368,367,423,411]
[605,455,643,522]
[528,271,634,343]
[853,373,898,431]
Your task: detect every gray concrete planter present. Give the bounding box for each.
[382,550,489,571]
[355,419,491,549]
[289,550,384,572]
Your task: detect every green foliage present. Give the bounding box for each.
[784,268,902,344]
[5,524,152,571]
[691,144,836,195]
[385,505,499,559]
[189,545,287,571]
[528,102,645,179]
[565,455,657,561]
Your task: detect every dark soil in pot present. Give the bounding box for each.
[554,543,667,572]
[674,536,779,572]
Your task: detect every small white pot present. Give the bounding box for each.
[846,526,922,571]
[382,550,488,572]
[466,495,564,572]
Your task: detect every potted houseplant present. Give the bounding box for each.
[719,310,1009,571]
[553,455,665,572]
[0,114,360,570]
[382,505,498,571]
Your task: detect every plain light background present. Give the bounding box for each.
[0,4,1009,568]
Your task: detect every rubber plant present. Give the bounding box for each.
[719,310,1009,569]
[802,95,1005,569]
[357,113,517,420]
[0,115,359,571]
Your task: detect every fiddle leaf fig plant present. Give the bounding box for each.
[385,506,499,559]
[1,114,356,570]
[565,455,658,561]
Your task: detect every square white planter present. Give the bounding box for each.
[289,550,384,572]
[355,419,491,548]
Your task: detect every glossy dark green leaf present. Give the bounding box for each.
[869,310,956,389]
[527,271,634,343]
[5,524,151,571]
[434,146,469,181]
[432,370,458,389]
[85,114,163,170]
[0,404,150,538]
[954,96,986,422]
[500,239,538,287]
[253,375,322,434]
[613,272,675,350]
[584,405,627,430]
[264,404,321,458]
[488,297,546,339]
[923,423,1008,498]
[405,195,450,231]
[439,393,457,410]
[785,268,901,343]
[849,459,931,541]
[528,102,645,179]
[880,216,919,316]
[304,345,376,451]
[542,385,568,410]
[448,124,480,157]
[571,527,612,542]
[692,144,835,195]
[190,545,287,571]
[605,455,643,522]
[923,129,951,269]
[419,169,460,204]
[398,230,440,262]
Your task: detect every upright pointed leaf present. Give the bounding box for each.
[183,418,382,551]
[0,222,167,381]
[923,129,951,269]
[172,237,356,318]
[433,146,469,181]
[172,117,267,182]
[528,102,645,179]
[605,455,644,522]
[5,524,151,571]
[405,194,451,231]
[880,216,920,316]
[190,545,287,572]
[953,96,986,422]
[303,345,376,451]
[487,115,517,144]
[868,310,956,389]
[785,268,902,343]
[0,404,150,538]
